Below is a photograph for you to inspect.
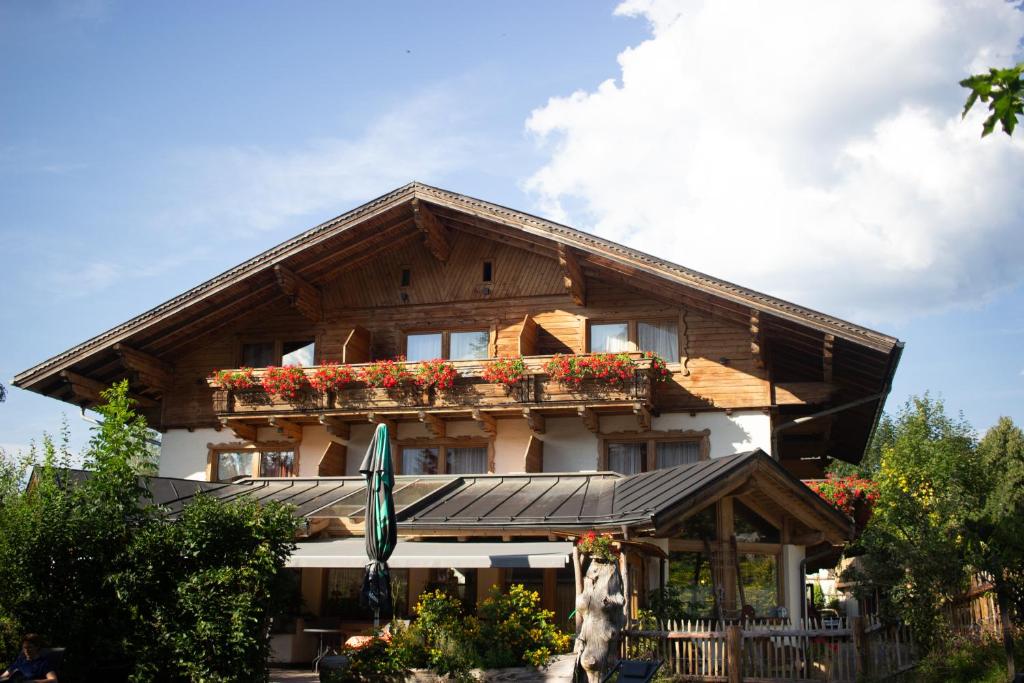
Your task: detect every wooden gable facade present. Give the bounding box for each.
[13,183,902,479]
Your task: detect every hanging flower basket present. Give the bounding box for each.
[806,474,879,518]
[415,359,459,391]
[482,356,527,388]
[261,365,309,401]
[641,352,671,382]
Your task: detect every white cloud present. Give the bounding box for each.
[525,0,1024,323]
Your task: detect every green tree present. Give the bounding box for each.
[963,417,1024,680]
[961,62,1024,136]
[847,395,979,650]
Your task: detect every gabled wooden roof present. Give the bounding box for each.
[13,182,902,464]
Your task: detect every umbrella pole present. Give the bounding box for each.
[374,608,380,631]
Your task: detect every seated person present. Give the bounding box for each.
[0,634,58,682]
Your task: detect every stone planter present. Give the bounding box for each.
[404,654,576,682]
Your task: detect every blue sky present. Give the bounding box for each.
[2,0,1023,455]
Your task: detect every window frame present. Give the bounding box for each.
[206,441,301,482]
[396,437,493,475]
[585,316,682,365]
[598,429,710,473]
[401,327,495,361]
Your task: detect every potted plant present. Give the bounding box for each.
[414,359,459,391]
[209,367,257,391]
[482,356,527,389]
[576,531,618,563]
[261,365,310,402]
[360,357,415,391]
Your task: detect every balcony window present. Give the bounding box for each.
[260,450,296,477]
[450,331,489,360]
[281,340,315,367]
[240,339,315,367]
[407,333,442,362]
[589,322,630,353]
[638,320,678,361]
[601,431,708,473]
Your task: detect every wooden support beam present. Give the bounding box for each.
[522,408,546,436]
[411,198,451,262]
[319,415,350,440]
[367,412,397,433]
[750,310,764,369]
[557,243,586,306]
[577,406,600,433]
[471,408,497,437]
[790,530,826,546]
[112,343,173,393]
[633,402,652,431]
[823,333,834,383]
[268,417,303,441]
[418,410,447,439]
[773,382,835,406]
[273,264,322,322]
[60,370,158,408]
[219,418,257,442]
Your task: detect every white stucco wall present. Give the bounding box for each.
[598,410,771,458]
[158,428,220,480]
[493,418,533,473]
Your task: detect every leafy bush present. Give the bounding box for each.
[913,629,1018,683]
[475,584,571,669]
[322,636,406,682]
[403,590,480,677]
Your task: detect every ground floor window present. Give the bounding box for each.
[324,567,409,620]
[209,446,296,481]
[665,550,780,620]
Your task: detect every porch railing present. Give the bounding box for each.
[621,616,916,682]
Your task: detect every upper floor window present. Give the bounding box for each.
[587,319,678,362]
[405,330,490,362]
[601,431,708,474]
[399,443,489,475]
[241,339,316,367]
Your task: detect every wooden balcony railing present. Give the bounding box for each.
[207,354,660,417]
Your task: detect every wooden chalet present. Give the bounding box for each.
[13,182,902,662]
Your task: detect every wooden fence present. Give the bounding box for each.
[944,576,1001,638]
[621,616,916,682]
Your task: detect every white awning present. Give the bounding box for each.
[287,539,573,569]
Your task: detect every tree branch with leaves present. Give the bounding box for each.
[961,62,1024,137]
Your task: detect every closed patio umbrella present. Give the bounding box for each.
[359,422,398,629]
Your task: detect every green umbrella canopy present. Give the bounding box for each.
[360,422,398,622]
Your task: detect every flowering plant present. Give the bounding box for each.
[641,352,672,382]
[261,365,309,400]
[210,367,257,391]
[576,531,618,562]
[415,359,459,391]
[482,357,527,387]
[360,357,414,389]
[544,353,637,387]
[308,362,357,393]
[806,474,880,517]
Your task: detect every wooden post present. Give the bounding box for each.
[726,624,742,683]
[852,615,869,678]
[572,545,584,634]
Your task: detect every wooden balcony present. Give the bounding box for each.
[207,354,661,430]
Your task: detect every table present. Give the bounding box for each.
[303,627,344,672]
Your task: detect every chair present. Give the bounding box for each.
[600,659,663,683]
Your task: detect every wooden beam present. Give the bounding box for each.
[268,417,303,441]
[219,418,257,442]
[750,310,764,369]
[577,406,600,433]
[557,243,586,306]
[633,402,652,431]
[471,408,497,437]
[60,370,158,408]
[791,530,826,546]
[418,410,447,439]
[367,412,397,433]
[273,264,322,322]
[823,333,834,383]
[319,415,350,440]
[522,408,546,435]
[773,382,835,406]
[112,343,173,393]
[411,198,450,262]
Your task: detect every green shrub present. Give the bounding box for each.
[321,636,406,682]
[403,590,480,678]
[475,584,572,669]
[913,630,1016,683]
